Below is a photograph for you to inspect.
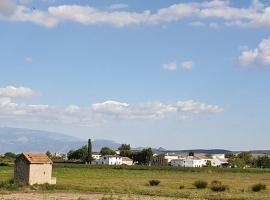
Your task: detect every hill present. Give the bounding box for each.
[0,127,120,153]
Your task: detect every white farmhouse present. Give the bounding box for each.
[210,158,229,167]
[96,155,122,165]
[171,155,210,168]
[92,153,101,160]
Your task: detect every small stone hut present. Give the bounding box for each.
[14,152,56,185]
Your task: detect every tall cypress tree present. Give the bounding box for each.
[88,138,92,164]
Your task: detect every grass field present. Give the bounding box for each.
[1,164,270,200]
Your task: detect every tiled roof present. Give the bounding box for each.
[122,157,133,161]
[21,152,53,164]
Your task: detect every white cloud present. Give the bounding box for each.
[19,0,32,5]
[0,86,223,126]
[0,86,35,97]
[181,60,193,70]
[108,4,128,10]
[163,60,193,71]
[92,100,222,120]
[239,36,270,66]
[175,100,223,114]
[1,1,270,28]
[163,62,178,71]
[0,0,16,16]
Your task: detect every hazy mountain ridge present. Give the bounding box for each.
[0,127,120,153]
[0,127,268,154]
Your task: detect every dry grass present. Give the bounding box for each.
[0,165,270,199]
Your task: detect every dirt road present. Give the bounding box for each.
[0,192,184,200]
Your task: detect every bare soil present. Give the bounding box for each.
[0,192,182,200]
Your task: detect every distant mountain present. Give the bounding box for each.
[0,127,121,153]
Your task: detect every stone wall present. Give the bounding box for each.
[29,164,52,185]
[14,156,29,184]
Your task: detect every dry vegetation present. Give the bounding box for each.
[0,164,270,199]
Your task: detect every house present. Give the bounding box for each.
[210,158,229,167]
[171,158,185,167]
[92,153,101,160]
[152,153,180,166]
[122,157,133,165]
[171,155,211,168]
[212,154,225,159]
[96,155,122,165]
[14,152,56,185]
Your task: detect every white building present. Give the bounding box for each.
[171,155,210,168]
[92,153,101,160]
[210,158,229,167]
[212,154,225,159]
[96,155,122,165]
[122,157,133,165]
[152,153,181,166]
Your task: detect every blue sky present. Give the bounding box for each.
[0,0,270,150]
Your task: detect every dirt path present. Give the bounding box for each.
[0,192,184,200]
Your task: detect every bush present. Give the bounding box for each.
[252,183,266,192]
[149,180,160,186]
[194,180,208,189]
[0,180,22,191]
[210,180,228,192]
[179,185,185,189]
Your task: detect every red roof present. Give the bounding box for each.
[21,152,53,164]
[122,157,133,161]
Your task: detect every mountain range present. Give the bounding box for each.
[1,127,262,155]
[0,127,120,153]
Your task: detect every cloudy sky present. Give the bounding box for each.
[1,0,270,150]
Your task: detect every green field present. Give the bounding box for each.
[1,164,270,200]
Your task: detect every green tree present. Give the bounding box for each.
[46,151,52,158]
[237,152,252,166]
[100,147,116,156]
[87,139,92,164]
[4,152,17,158]
[67,145,88,161]
[118,144,131,151]
[189,151,194,156]
[134,148,153,165]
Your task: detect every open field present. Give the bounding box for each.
[1,164,270,200]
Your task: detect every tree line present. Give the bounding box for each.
[67,143,153,165]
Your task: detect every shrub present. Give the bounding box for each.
[179,185,185,189]
[40,183,57,190]
[210,180,228,192]
[0,180,22,191]
[149,180,160,186]
[252,183,266,192]
[194,180,208,189]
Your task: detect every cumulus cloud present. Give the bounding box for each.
[0,86,223,126]
[108,4,128,10]
[163,62,178,71]
[0,0,16,16]
[239,36,270,66]
[0,0,270,28]
[180,60,194,70]
[92,100,222,120]
[163,60,193,71]
[0,86,35,97]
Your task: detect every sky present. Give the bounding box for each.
[0,0,270,150]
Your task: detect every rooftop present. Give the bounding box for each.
[21,152,53,164]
